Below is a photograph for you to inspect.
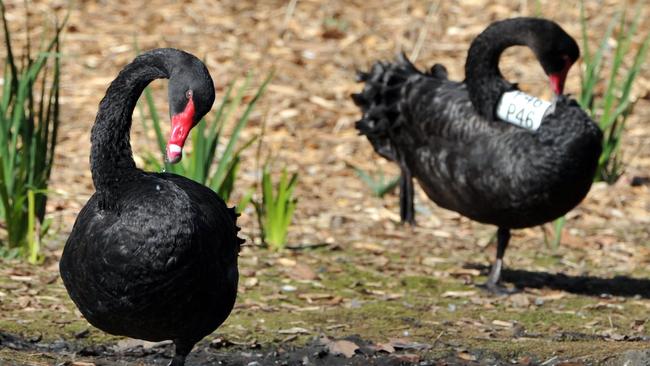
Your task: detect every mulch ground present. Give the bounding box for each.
[1,0,649,365]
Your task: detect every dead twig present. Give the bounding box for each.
[280,0,299,38]
[410,0,439,62]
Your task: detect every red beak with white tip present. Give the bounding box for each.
[166,97,195,164]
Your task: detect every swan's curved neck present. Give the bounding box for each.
[90,52,172,195]
[464,22,532,120]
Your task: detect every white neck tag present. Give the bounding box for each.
[496,91,552,131]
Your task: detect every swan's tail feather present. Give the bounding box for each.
[228,206,246,249]
[429,63,448,78]
[352,53,444,162]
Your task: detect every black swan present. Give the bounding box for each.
[60,48,243,365]
[352,18,602,293]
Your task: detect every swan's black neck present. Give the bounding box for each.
[90,50,174,199]
[464,18,556,120]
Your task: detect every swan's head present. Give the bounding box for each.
[531,21,580,96]
[166,57,216,164]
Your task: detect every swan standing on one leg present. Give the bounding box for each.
[352,18,602,294]
[60,48,243,366]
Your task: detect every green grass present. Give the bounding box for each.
[0,3,66,262]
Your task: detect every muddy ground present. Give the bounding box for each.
[1,0,650,365]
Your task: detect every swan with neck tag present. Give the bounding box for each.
[352,18,602,293]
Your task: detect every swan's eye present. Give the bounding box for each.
[185,90,193,99]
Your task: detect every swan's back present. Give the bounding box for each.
[353,55,601,228]
[354,56,511,157]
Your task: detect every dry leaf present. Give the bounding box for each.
[112,339,171,352]
[325,324,348,331]
[442,290,477,298]
[371,256,389,267]
[508,293,531,308]
[431,230,452,238]
[9,275,34,282]
[297,293,333,302]
[458,351,477,361]
[278,327,310,335]
[422,257,447,266]
[492,320,514,328]
[352,242,386,254]
[277,257,297,267]
[288,263,317,280]
[448,268,481,276]
[322,296,344,306]
[537,292,567,301]
[327,339,359,358]
[243,277,259,288]
[373,342,395,353]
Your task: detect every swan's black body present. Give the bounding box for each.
[353,18,602,292]
[60,49,242,365]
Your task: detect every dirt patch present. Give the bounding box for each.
[5,330,648,366]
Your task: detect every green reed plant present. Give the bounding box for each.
[254,165,298,250]
[349,164,399,198]
[140,72,273,204]
[579,3,649,183]
[0,3,65,262]
[546,215,567,250]
[550,3,649,249]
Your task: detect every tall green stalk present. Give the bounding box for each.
[0,3,66,262]
[255,165,298,250]
[551,2,649,247]
[579,2,650,183]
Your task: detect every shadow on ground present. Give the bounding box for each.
[468,263,650,298]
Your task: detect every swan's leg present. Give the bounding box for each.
[480,227,518,294]
[399,169,415,225]
[487,227,509,286]
[168,339,195,366]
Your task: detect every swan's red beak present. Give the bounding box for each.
[549,57,573,96]
[167,97,195,164]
